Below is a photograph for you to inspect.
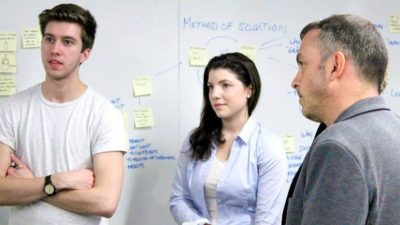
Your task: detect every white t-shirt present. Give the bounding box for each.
[204,157,227,225]
[0,83,127,225]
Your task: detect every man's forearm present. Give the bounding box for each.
[0,144,47,205]
[44,152,124,218]
[0,177,47,205]
[44,186,120,218]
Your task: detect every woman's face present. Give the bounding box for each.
[207,68,252,122]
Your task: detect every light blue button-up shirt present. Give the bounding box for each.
[170,117,288,225]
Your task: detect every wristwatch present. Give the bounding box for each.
[43,175,56,196]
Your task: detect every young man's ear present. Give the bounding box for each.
[80,48,91,65]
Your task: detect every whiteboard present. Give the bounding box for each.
[0,0,399,225]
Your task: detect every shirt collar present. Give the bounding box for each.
[237,116,258,145]
[334,96,390,124]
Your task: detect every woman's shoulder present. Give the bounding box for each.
[180,130,198,155]
[255,125,286,159]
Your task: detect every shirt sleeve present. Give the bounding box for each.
[301,141,369,224]
[91,104,128,155]
[169,136,210,225]
[256,134,289,225]
[0,100,15,150]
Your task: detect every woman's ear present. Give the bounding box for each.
[247,85,253,98]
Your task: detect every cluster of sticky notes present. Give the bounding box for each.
[0,32,17,74]
[0,28,41,96]
[0,32,17,96]
[389,15,400,33]
[0,28,41,74]
[132,76,155,128]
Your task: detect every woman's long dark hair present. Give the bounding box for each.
[189,52,261,160]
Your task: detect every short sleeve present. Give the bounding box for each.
[92,104,128,155]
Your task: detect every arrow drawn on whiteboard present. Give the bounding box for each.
[134,62,183,105]
[260,29,300,46]
[259,43,282,50]
[205,36,238,45]
[154,62,183,77]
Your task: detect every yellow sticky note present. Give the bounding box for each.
[281,134,295,153]
[189,47,208,66]
[133,75,152,96]
[21,27,42,48]
[389,16,400,33]
[121,110,129,131]
[0,75,16,96]
[0,32,17,52]
[0,52,17,73]
[240,46,257,62]
[133,108,154,128]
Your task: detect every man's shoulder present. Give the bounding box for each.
[1,84,40,106]
[81,88,123,127]
[83,87,117,111]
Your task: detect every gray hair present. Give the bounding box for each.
[300,14,388,93]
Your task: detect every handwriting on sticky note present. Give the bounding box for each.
[240,46,256,62]
[0,75,16,96]
[281,134,295,153]
[189,47,208,66]
[21,28,42,48]
[389,16,400,33]
[134,108,154,128]
[133,75,152,96]
[0,32,17,52]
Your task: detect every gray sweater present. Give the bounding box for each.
[285,96,400,225]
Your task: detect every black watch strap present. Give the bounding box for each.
[44,175,56,196]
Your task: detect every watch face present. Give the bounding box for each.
[45,183,55,195]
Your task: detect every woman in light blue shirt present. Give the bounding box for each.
[170,52,288,225]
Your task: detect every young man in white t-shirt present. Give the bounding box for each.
[0,4,127,225]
